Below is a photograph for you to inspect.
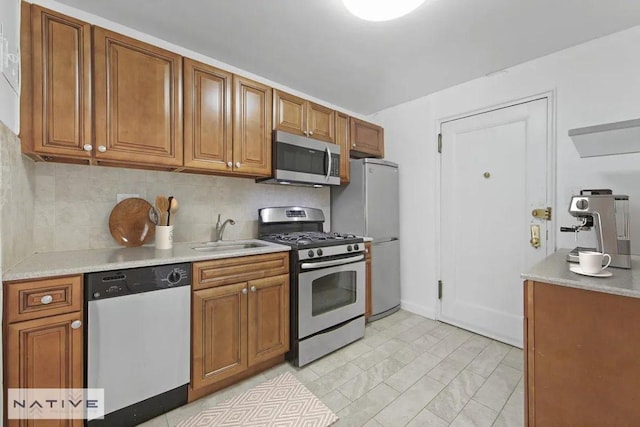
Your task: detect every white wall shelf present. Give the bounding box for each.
[569,118,640,158]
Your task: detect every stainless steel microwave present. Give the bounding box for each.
[259,131,341,187]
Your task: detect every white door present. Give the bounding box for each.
[439,98,551,347]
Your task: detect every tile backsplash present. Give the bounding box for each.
[1,121,35,270]
[34,163,330,252]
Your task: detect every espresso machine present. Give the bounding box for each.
[561,189,631,269]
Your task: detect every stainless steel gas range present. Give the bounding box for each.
[259,206,365,367]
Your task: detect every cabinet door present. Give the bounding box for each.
[94,27,183,167]
[7,312,84,427]
[273,90,306,137]
[335,112,350,184]
[30,5,92,159]
[308,102,335,143]
[192,283,248,390]
[184,58,232,171]
[350,117,384,158]
[232,75,272,176]
[527,281,640,426]
[248,274,289,366]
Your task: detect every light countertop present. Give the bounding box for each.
[3,239,291,282]
[521,249,640,298]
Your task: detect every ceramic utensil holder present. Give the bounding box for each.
[155,225,173,250]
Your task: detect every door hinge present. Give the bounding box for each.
[438,280,443,299]
[437,133,442,153]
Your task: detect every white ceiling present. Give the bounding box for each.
[53,0,640,115]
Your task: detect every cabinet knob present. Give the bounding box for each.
[309,131,314,136]
[98,145,107,153]
[250,286,257,292]
[352,143,356,147]
[235,162,241,168]
[242,288,248,294]
[70,320,82,329]
[83,144,93,152]
[227,161,232,168]
[40,295,53,305]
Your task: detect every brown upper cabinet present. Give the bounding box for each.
[232,76,273,177]
[93,27,183,168]
[350,117,384,158]
[21,4,93,162]
[274,90,335,143]
[335,112,350,183]
[183,58,233,173]
[183,61,272,177]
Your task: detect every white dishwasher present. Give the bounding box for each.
[86,263,191,427]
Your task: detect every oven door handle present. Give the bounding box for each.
[300,254,364,270]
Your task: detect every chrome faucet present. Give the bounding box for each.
[213,214,236,241]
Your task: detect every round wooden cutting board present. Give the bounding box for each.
[108,198,156,247]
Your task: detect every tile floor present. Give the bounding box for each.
[141,310,524,427]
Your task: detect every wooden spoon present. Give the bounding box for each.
[168,197,179,226]
[155,196,169,226]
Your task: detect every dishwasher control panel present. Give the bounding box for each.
[85,263,191,301]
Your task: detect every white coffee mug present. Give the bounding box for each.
[155,225,173,250]
[578,251,611,274]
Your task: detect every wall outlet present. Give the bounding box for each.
[117,194,140,203]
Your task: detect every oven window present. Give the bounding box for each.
[312,271,357,316]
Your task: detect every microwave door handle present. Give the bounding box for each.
[325,146,332,181]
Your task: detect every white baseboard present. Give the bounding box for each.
[400,300,436,320]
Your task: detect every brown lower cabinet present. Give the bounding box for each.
[4,275,84,427]
[524,280,640,426]
[191,253,289,400]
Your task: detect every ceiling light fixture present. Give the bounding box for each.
[342,0,427,22]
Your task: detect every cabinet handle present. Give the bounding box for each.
[40,295,53,304]
[70,320,82,329]
[98,145,107,153]
[227,161,232,168]
[250,286,257,292]
[83,144,93,152]
[235,162,241,168]
[242,288,248,294]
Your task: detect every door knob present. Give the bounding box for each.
[70,320,82,329]
[97,145,107,153]
[530,224,541,248]
[83,144,93,152]
[40,295,53,304]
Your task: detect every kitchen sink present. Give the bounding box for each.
[191,241,269,252]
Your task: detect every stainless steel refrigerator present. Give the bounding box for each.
[331,158,400,321]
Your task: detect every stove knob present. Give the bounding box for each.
[354,244,360,251]
[347,245,353,252]
[317,249,323,256]
[167,271,182,284]
[308,250,314,258]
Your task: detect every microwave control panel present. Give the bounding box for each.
[330,153,340,176]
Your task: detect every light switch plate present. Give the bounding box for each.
[117,194,140,203]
